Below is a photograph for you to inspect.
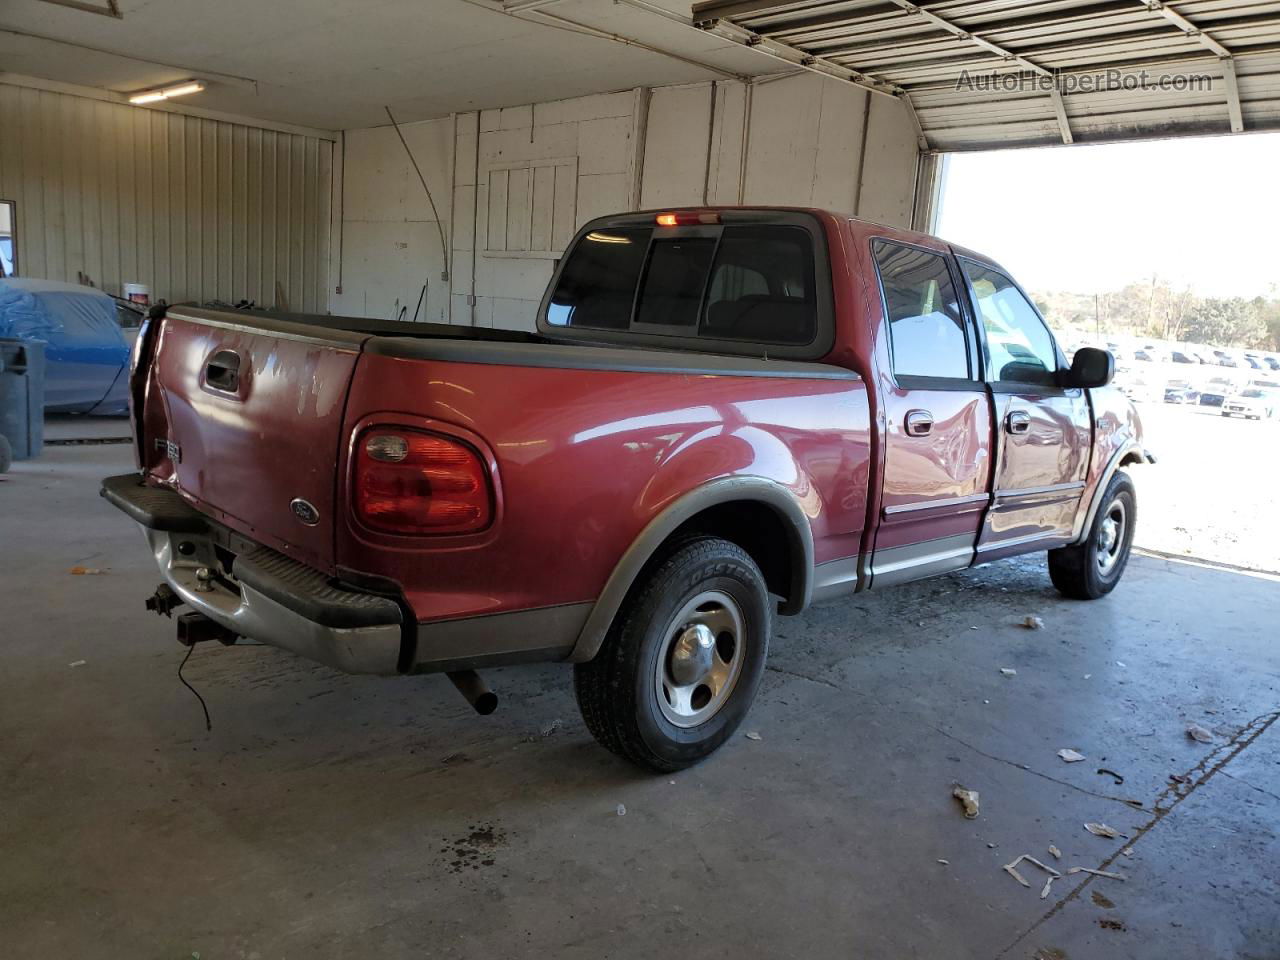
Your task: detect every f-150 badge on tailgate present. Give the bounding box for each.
[153,437,181,464]
[290,498,320,526]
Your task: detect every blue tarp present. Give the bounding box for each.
[0,278,130,414]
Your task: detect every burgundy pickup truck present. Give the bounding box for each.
[103,207,1151,771]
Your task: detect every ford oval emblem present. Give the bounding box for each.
[290,498,320,526]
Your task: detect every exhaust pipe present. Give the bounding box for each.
[447,670,498,715]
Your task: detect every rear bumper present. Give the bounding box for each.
[102,473,405,675]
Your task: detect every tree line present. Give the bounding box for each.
[1034,280,1280,351]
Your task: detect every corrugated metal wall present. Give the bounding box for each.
[0,83,333,312]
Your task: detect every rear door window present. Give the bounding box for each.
[873,241,972,381]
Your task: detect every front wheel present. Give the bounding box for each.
[574,537,771,772]
[1048,471,1137,600]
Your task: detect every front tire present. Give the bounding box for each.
[1048,471,1137,600]
[574,537,771,772]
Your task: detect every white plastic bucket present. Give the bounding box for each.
[123,283,151,305]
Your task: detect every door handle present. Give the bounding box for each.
[205,350,242,392]
[904,409,934,437]
[1006,410,1032,435]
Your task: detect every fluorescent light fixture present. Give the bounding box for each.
[129,80,206,105]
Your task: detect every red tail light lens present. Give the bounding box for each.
[354,429,491,535]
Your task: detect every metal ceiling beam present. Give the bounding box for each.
[693,16,932,151]
[1137,1,1243,133]
[1221,57,1246,133]
[33,0,121,17]
[1140,1,1232,58]
[879,2,1073,144]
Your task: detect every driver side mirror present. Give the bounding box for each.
[1064,347,1114,389]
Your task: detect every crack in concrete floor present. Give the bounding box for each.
[995,708,1280,959]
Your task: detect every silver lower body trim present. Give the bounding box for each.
[870,533,975,589]
[810,556,861,604]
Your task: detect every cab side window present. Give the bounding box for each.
[873,240,971,381]
[961,262,1059,385]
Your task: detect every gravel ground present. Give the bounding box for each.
[1131,400,1280,574]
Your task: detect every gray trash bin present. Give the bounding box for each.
[0,337,45,470]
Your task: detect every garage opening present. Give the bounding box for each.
[936,131,1280,575]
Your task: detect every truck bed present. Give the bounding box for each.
[134,305,871,634]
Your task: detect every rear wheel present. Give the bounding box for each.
[1048,471,1136,600]
[0,434,11,473]
[574,537,771,772]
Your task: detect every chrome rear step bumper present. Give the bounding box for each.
[102,473,404,675]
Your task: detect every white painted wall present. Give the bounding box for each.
[333,75,921,330]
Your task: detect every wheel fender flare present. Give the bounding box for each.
[1071,444,1148,545]
[567,477,815,663]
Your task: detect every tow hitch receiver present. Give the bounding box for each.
[176,611,239,647]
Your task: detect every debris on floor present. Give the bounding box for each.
[1022,615,1045,630]
[744,731,763,741]
[1002,854,1060,890]
[1040,875,1057,900]
[1048,844,1062,860]
[1121,848,1134,858]
[999,667,1017,677]
[68,566,105,575]
[937,859,949,865]
[68,660,86,668]
[1083,673,1093,680]
[952,785,980,819]
[1057,748,1086,763]
[1169,772,1193,784]
[1084,822,1122,839]
[616,804,626,817]
[1068,867,1126,881]
[1097,767,1125,785]
[1115,661,1126,668]
[526,718,562,741]
[1186,723,1214,744]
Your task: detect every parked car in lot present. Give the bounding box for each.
[1164,384,1200,404]
[1199,379,1232,407]
[0,278,131,414]
[102,208,1152,770]
[1221,389,1276,420]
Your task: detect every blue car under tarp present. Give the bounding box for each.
[0,278,130,415]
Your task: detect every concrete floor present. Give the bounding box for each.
[3,443,1278,960]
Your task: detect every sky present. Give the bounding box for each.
[934,131,1280,300]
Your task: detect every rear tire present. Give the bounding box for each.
[1049,471,1136,600]
[574,537,771,772]
[0,434,11,474]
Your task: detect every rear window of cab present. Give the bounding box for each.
[544,221,822,351]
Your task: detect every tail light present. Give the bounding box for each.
[354,428,492,535]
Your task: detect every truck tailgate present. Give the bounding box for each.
[142,307,368,572]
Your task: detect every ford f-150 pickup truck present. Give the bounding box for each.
[102,207,1152,771]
